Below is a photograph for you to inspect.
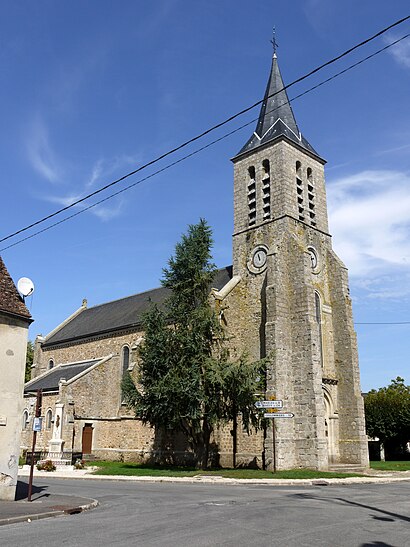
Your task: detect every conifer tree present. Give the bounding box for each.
[123,219,263,468]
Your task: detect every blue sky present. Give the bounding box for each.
[1,1,409,391]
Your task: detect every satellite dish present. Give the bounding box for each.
[17,277,35,297]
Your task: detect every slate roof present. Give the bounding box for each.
[0,256,32,322]
[24,359,100,393]
[235,55,323,161]
[43,266,233,348]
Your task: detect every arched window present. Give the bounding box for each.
[296,161,304,221]
[121,345,130,402]
[247,166,256,226]
[262,160,271,220]
[48,359,54,370]
[315,292,324,368]
[45,409,53,430]
[122,346,130,375]
[307,168,316,226]
[22,410,29,430]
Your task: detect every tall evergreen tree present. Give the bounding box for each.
[123,219,263,468]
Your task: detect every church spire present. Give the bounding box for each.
[235,49,321,160]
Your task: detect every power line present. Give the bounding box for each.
[1,32,409,252]
[1,15,409,247]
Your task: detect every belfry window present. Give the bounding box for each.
[247,166,256,226]
[296,161,304,221]
[261,159,271,221]
[48,359,54,370]
[307,168,316,226]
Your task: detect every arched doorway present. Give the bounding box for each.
[323,388,338,464]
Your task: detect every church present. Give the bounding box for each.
[21,49,369,471]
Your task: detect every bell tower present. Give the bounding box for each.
[230,50,369,470]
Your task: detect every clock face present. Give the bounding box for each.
[253,248,267,268]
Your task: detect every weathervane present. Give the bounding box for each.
[270,27,278,56]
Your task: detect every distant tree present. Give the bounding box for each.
[122,219,264,469]
[364,377,410,457]
[25,340,34,382]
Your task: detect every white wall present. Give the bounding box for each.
[0,314,28,500]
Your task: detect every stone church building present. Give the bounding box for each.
[21,51,369,471]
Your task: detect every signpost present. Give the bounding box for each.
[28,389,42,502]
[255,398,294,473]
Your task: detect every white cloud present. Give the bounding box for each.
[327,170,410,285]
[383,34,410,69]
[26,116,62,183]
[41,152,142,222]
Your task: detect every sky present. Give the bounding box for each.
[1,1,409,392]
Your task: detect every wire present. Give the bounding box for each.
[1,15,409,247]
[1,32,409,252]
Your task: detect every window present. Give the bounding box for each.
[121,345,130,402]
[48,359,54,370]
[262,159,271,220]
[22,410,29,430]
[296,161,304,221]
[247,166,256,226]
[45,409,53,430]
[307,168,316,226]
[315,292,324,368]
[122,346,130,374]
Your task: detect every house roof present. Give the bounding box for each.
[0,256,32,322]
[24,359,100,393]
[234,54,322,161]
[43,266,233,348]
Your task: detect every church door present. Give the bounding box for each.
[323,391,337,464]
[82,424,93,454]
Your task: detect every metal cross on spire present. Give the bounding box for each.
[270,27,279,56]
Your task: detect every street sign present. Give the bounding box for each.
[255,400,283,409]
[263,412,294,419]
[32,417,42,432]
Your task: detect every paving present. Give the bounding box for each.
[0,479,98,526]
[0,465,408,526]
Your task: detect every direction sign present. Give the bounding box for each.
[263,412,294,419]
[255,400,283,409]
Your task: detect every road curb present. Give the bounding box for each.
[0,497,99,527]
[19,473,410,486]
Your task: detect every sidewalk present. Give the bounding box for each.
[0,479,98,526]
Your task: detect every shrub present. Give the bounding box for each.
[37,459,56,472]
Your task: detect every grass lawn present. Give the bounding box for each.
[370,461,410,472]
[89,461,362,479]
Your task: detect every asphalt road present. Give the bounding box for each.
[0,478,409,546]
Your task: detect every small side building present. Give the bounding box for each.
[0,257,33,500]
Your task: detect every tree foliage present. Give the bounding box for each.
[122,219,264,468]
[364,377,410,454]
